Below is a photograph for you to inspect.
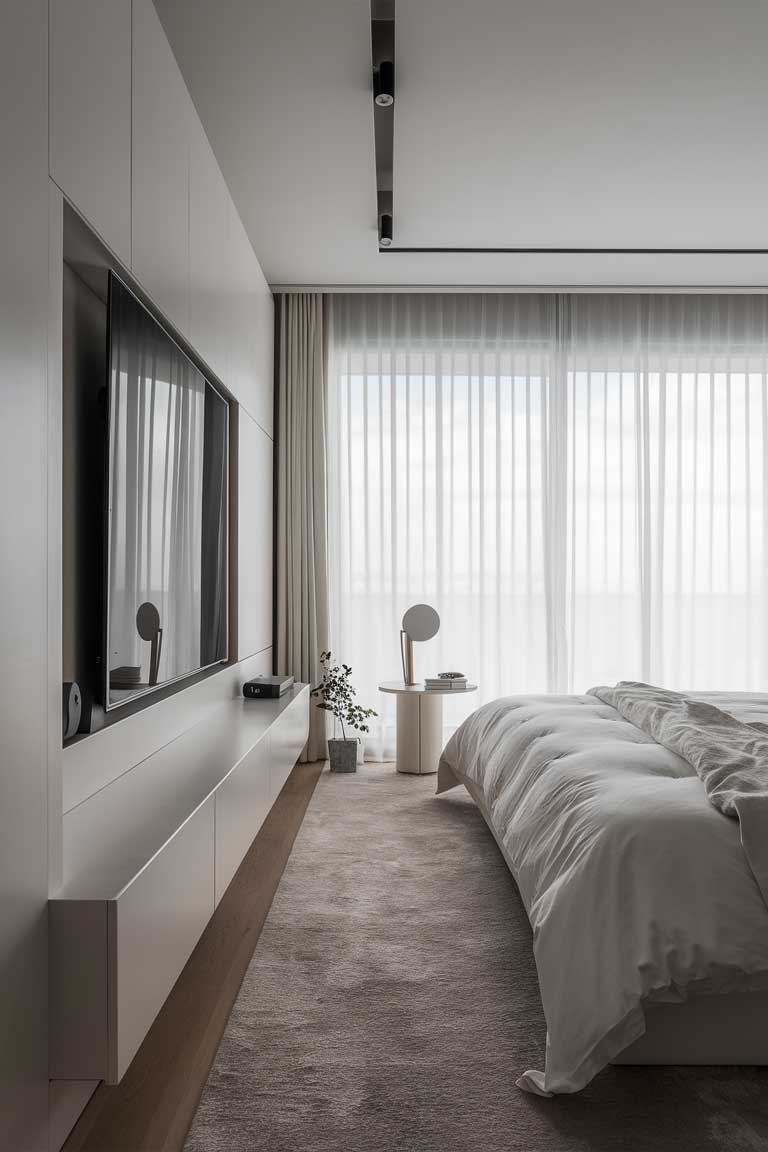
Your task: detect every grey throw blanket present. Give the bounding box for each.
[588,682,768,906]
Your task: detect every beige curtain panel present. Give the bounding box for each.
[275,293,329,761]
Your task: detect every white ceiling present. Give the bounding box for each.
[155,0,768,289]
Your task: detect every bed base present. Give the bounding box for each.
[612,993,768,1065]
[442,762,768,1067]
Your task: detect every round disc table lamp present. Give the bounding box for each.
[136,601,163,687]
[400,603,440,685]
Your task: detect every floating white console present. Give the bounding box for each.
[50,685,309,1083]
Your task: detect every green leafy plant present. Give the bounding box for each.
[311,651,377,740]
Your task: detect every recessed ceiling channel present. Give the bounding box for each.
[369,1,768,259]
[371,0,394,249]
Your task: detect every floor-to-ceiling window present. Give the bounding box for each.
[327,293,768,758]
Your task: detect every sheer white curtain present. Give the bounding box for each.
[327,293,768,759]
[109,300,204,691]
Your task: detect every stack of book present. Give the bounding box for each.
[424,674,468,691]
[109,665,143,689]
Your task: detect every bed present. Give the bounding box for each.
[437,685,768,1095]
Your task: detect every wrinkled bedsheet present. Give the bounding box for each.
[590,682,768,905]
[437,692,768,1095]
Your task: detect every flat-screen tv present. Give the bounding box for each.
[105,273,228,710]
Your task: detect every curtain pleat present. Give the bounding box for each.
[326,292,768,759]
[275,293,329,761]
[108,289,204,688]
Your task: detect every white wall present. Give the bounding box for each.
[50,0,275,818]
[49,0,274,422]
[238,412,274,662]
[0,3,274,1148]
[49,0,132,268]
[0,4,51,1149]
[131,0,193,333]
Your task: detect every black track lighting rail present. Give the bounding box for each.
[371,1,395,249]
[369,3,768,258]
[379,247,768,256]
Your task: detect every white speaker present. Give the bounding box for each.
[63,681,82,741]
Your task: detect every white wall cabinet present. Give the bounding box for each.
[238,411,274,661]
[113,797,215,1080]
[49,0,131,267]
[50,796,216,1083]
[270,693,312,798]
[131,0,193,335]
[48,0,274,415]
[132,0,272,428]
[50,689,309,1084]
[189,117,229,384]
[214,738,271,904]
[226,202,274,432]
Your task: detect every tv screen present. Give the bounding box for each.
[105,273,228,710]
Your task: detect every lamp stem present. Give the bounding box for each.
[402,633,415,686]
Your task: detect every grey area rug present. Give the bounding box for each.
[185,765,768,1152]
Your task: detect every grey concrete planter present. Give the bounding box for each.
[328,738,358,773]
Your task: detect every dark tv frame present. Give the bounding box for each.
[103,271,230,712]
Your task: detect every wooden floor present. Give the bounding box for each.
[63,758,324,1152]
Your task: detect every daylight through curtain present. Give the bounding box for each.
[326,293,768,759]
[109,298,204,685]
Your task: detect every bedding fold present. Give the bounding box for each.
[588,682,768,907]
[438,691,768,1096]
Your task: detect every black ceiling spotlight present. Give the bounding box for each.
[366,6,765,255]
[372,2,395,252]
[379,212,393,247]
[374,59,394,107]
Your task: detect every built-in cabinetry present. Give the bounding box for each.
[214,736,271,904]
[48,0,273,431]
[50,687,309,1084]
[45,0,282,1128]
[131,0,193,334]
[189,116,229,385]
[49,0,132,267]
[6,2,279,1148]
[227,203,275,435]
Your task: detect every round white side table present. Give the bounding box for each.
[378,681,478,775]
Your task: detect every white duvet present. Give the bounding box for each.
[437,692,768,1095]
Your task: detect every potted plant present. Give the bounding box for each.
[311,651,377,773]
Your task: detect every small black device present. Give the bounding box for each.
[63,681,82,741]
[243,675,295,700]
